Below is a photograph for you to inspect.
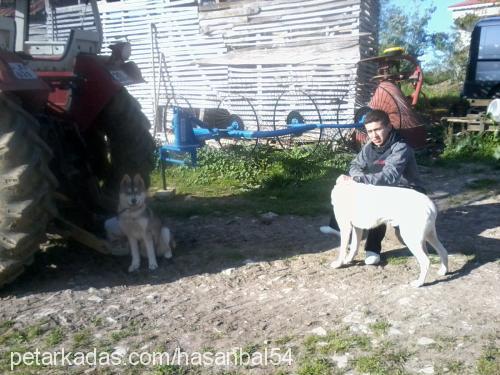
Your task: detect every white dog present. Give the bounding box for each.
[330,178,448,287]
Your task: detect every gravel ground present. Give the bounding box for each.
[0,164,499,374]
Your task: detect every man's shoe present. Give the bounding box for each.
[365,251,380,265]
[320,226,341,237]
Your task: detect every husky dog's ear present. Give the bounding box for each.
[133,174,145,190]
[120,174,131,189]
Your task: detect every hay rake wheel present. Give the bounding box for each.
[311,79,358,152]
[323,87,355,150]
[214,94,261,151]
[272,89,323,155]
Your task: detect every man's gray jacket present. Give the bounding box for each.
[348,130,422,188]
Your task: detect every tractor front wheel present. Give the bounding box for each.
[0,95,57,287]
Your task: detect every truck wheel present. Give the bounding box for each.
[96,89,156,196]
[0,95,57,287]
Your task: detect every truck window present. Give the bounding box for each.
[476,25,500,82]
[478,25,500,59]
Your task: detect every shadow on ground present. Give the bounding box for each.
[2,193,499,297]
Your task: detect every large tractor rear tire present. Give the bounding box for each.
[0,95,57,287]
[93,88,156,197]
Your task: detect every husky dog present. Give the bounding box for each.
[118,174,174,272]
[330,179,448,287]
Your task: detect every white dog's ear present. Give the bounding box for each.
[133,174,145,190]
[121,174,131,188]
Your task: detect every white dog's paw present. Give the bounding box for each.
[437,265,448,276]
[330,260,343,269]
[410,279,424,288]
[128,263,140,272]
[148,262,158,271]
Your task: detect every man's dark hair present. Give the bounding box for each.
[364,109,390,127]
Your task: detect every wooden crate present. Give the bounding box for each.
[442,115,499,136]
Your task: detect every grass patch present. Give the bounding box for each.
[304,329,370,355]
[297,358,334,375]
[110,329,134,343]
[91,317,103,327]
[428,254,442,265]
[441,133,500,165]
[436,359,465,374]
[369,320,391,336]
[275,335,294,346]
[154,144,352,217]
[354,344,410,375]
[109,321,139,344]
[430,336,458,352]
[72,329,93,350]
[355,355,386,374]
[476,345,500,375]
[25,323,45,341]
[0,323,45,346]
[200,345,216,353]
[386,255,410,266]
[0,323,48,372]
[418,81,461,102]
[0,330,22,346]
[0,320,14,335]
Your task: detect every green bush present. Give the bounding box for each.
[442,132,500,164]
[155,143,353,216]
[163,143,352,192]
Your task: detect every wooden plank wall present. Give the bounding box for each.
[45,3,99,41]
[94,0,381,140]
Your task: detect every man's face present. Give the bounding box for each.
[365,120,391,147]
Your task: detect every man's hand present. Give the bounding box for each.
[336,174,354,184]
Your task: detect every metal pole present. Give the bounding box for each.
[150,23,158,135]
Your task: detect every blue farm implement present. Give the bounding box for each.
[159,106,365,189]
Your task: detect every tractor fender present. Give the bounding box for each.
[71,54,144,131]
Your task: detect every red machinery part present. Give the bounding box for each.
[356,51,427,149]
[355,81,427,149]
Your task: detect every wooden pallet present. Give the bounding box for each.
[442,115,499,136]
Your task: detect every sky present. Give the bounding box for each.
[390,0,459,34]
[388,0,462,65]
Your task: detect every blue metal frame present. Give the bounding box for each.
[160,106,366,189]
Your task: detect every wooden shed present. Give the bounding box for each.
[97,0,380,139]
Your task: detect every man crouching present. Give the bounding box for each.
[320,109,425,265]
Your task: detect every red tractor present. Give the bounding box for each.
[0,0,155,285]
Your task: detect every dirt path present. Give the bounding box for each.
[0,164,499,374]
